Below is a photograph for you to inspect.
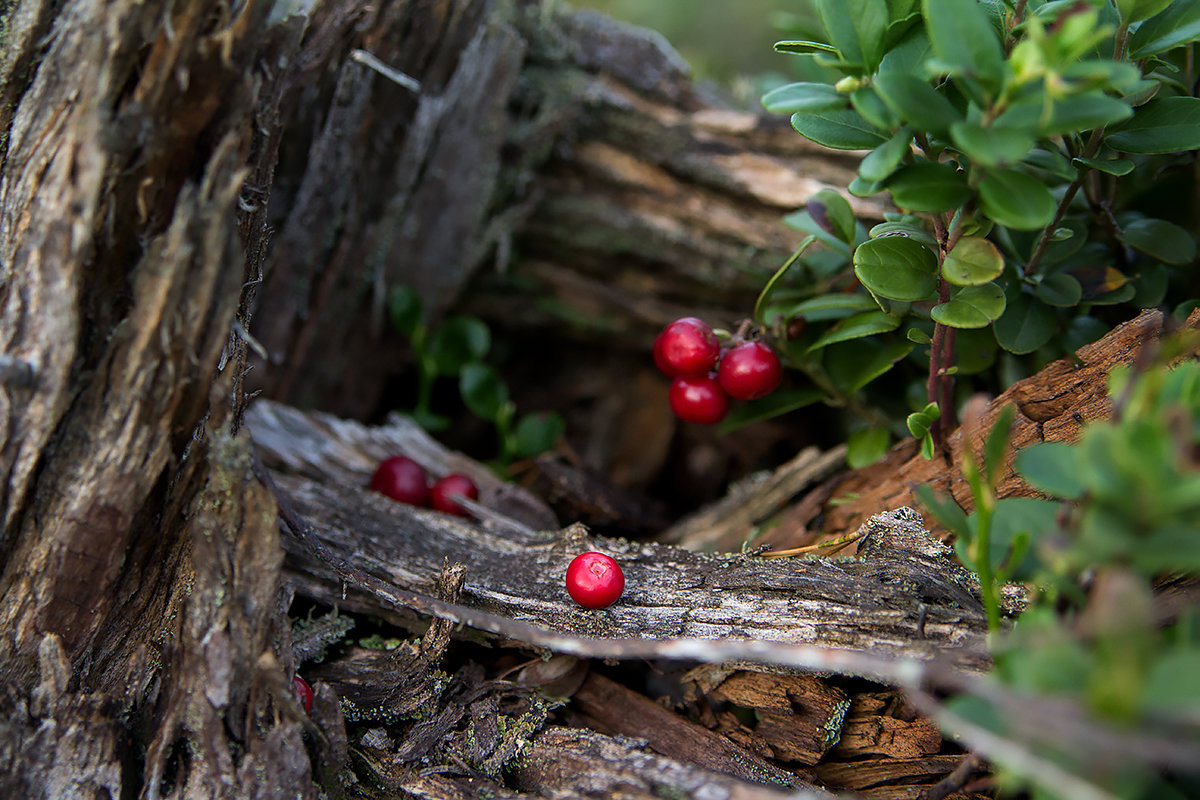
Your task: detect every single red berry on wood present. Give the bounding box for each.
[655,317,720,377]
[566,552,625,609]
[293,675,314,714]
[430,473,479,516]
[370,455,430,507]
[669,374,730,424]
[718,341,782,400]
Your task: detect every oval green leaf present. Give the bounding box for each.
[942,236,1004,286]
[1128,0,1200,58]
[818,0,890,73]
[1071,156,1134,176]
[921,0,1005,89]
[853,236,939,302]
[514,412,565,459]
[873,71,963,134]
[949,122,1034,167]
[867,221,937,248]
[761,82,846,114]
[791,109,887,150]
[429,316,491,375]
[808,310,902,350]
[860,127,915,183]
[885,162,971,213]
[808,189,857,245]
[824,338,914,392]
[774,39,839,55]
[1035,273,1083,307]
[977,168,1057,231]
[931,282,1006,329]
[1117,218,1198,265]
[993,93,1133,137]
[1105,97,1200,154]
[771,293,880,322]
[459,363,509,421]
[993,290,1057,354]
[847,426,893,469]
[1015,442,1084,500]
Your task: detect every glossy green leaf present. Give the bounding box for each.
[949,122,1034,167]
[1062,315,1108,353]
[782,210,851,254]
[1072,156,1134,176]
[388,286,423,338]
[873,72,963,134]
[1131,262,1169,308]
[774,39,840,55]
[931,282,1006,328]
[771,293,879,322]
[755,236,819,324]
[808,310,902,350]
[718,388,825,434]
[907,402,941,438]
[791,109,887,150]
[860,127,914,183]
[824,338,914,392]
[853,236,939,302]
[993,93,1133,137]
[429,316,490,375]
[459,363,509,421]
[818,0,890,72]
[851,87,898,130]
[885,162,971,213]
[867,221,937,248]
[1128,1,1200,58]
[978,169,1057,231]
[848,175,885,197]
[513,412,565,459]
[994,290,1057,354]
[1115,0,1174,24]
[954,326,998,374]
[943,236,1004,287]
[1016,442,1085,500]
[1117,218,1198,265]
[761,82,846,114]
[1106,97,1200,154]
[1035,273,1083,307]
[847,427,893,469]
[922,0,1005,89]
[808,189,857,245]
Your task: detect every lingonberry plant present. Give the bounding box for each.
[429,473,479,516]
[565,552,625,609]
[758,0,1200,460]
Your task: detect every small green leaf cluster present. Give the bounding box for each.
[919,353,1200,798]
[388,287,564,465]
[762,0,1200,457]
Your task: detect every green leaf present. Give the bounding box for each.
[994,290,1057,354]
[808,310,902,350]
[994,93,1133,137]
[860,127,915,183]
[755,236,819,323]
[770,293,879,322]
[459,363,509,421]
[761,82,846,114]
[718,388,825,434]
[922,0,1005,89]
[1142,648,1200,713]
[931,282,1006,328]
[388,286,423,338]
[783,210,851,254]
[949,122,1034,167]
[818,0,890,72]
[807,190,857,245]
[885,162,971,213]
[1115,0,1174,24]
[1035,273,1083,307]
[983,497,1059,573]
[1117,218,1198,265]
[943,236,1005,286]
[824,338,914,392]
[1062,314,1108,353]
[851,87,899,131]
[791,109,887,150]
[853,236,939,302]
[428,316,491,376]
[1015,442,1084,499]
[914,484,969,536]
[907,402,941,438]
[1128,0,1200,58]
[873,72,963,134]
[1131,261,1169,308]
[982,404,1015,485]
[1071,156,1134,176]
[513,412,565,459]
[774,39,840,55]
[867,221,938,249]
[1106,97,1200,154]
[977,168,1057,231]
[847,427,892,469]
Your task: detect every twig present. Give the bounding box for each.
[350,49,422,92]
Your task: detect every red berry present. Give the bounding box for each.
[430,473,479,516]
[668,374,730,424]
[654,317,720,377]
[718,341,782,400]
[370,456,429,506]
[293,675,313,714]
[566,552,625,609]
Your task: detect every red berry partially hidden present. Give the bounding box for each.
[718,341,782,400]
[430,473,479,516]
[370,456,429,506]
[566,552,625,609]
[655,317,720,377]
[669,374,731,424]
[293,675,314,714]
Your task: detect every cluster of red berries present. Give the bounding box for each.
[370,456,479,516]
[654,317,783,425]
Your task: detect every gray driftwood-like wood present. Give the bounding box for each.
[248,399,991,672]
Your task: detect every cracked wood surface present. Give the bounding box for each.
[249,400,990,672]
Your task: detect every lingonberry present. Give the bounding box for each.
[293,675,314,714]
[668,374,731,424]
[718,341,782,400]
[430,473,479,516]
[565,552,625,609]
[654,317,721,377]
[370,455,429,507]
